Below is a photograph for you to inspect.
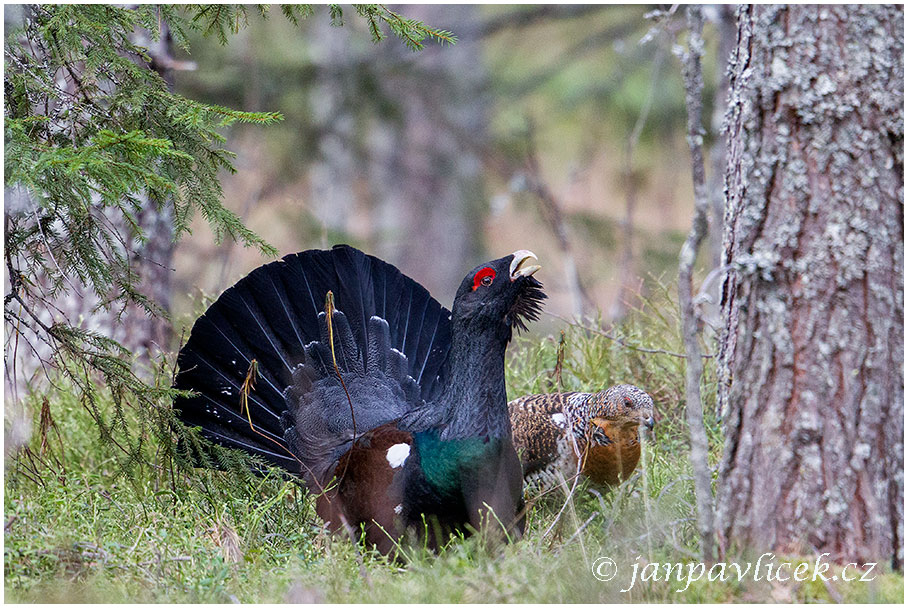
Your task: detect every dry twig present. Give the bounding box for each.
[520,121,591,319]
[675,5,717,563]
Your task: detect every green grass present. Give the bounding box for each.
[5,289,903,603]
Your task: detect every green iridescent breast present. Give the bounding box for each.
[415,430,502,495]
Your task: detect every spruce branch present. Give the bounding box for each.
[4,2,457,486]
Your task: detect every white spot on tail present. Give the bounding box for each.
[551,413,567,428]
[394,504,403,514]
[386,443,410,468]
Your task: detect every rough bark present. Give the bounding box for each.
[717,5,903,568]
[701,5,738,334]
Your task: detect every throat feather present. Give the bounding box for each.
[437,321,512,439]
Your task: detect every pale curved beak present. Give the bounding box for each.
[509,250,541,281]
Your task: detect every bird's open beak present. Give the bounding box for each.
[509,250,541,281]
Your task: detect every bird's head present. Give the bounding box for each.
[588,384,656,444]
[451,250,546,336]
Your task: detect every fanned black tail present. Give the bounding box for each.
[280,309,425,486]
[174,245,452,472]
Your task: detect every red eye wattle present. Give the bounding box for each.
[472,267,496,291]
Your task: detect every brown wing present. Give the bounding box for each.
[508,393,578,477]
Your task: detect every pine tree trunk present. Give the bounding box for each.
[716,5,903,567]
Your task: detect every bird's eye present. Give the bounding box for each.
[472,267,496,290]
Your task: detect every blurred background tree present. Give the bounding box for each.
[170,4,728,329]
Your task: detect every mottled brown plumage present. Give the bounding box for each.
[508,384,655,493]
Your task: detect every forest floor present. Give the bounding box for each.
[4,288,903,603]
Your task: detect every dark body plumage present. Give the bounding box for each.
[174,244,545,554]
[508,384,655,493]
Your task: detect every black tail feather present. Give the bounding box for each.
[282,309,424,486]
[174,245,452,472]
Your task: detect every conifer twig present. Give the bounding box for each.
[324,291,357,442]
[549,330,566,390]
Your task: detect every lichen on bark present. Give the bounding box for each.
[716,5,903,568]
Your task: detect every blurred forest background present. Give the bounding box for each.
[168,4,727,332]
[5,5,903,601]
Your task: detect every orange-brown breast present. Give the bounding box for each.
[579,421,641,485]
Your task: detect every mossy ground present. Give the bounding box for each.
[4,289,902,603]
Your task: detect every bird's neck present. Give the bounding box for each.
[436,319,512,440]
